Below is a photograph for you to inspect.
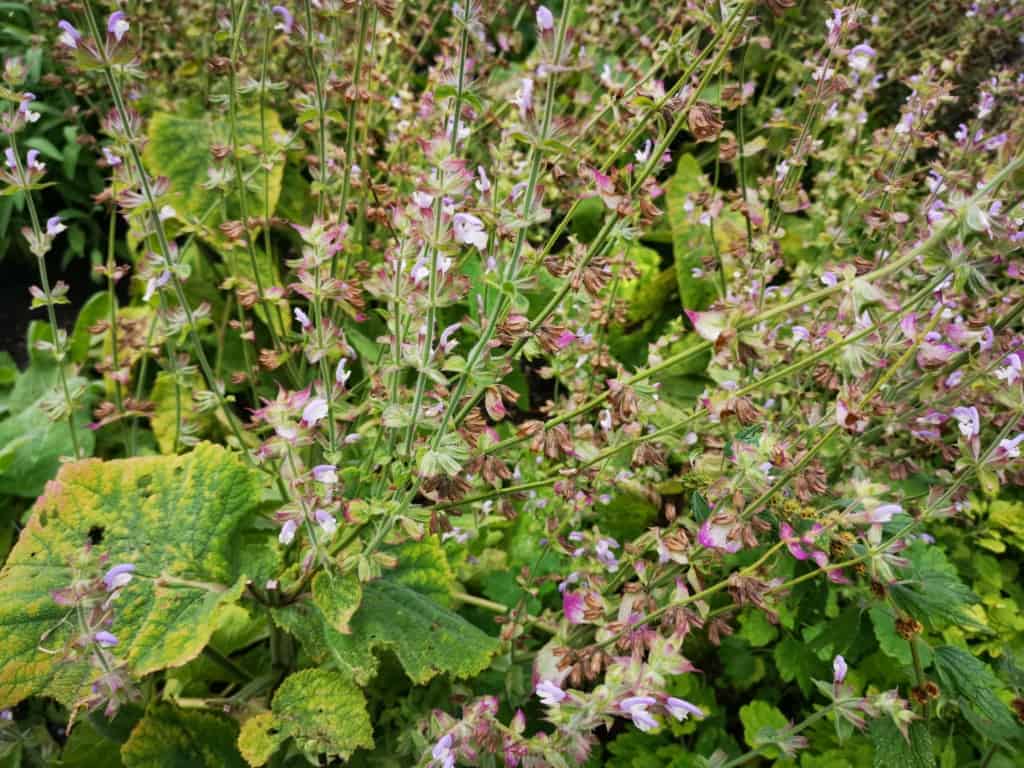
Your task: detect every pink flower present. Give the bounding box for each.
[563,591,584,624]
[699,519,741,553]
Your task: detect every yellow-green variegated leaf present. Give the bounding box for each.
[0,443,263,709]
[121,706,247,768]
[311,571,362,634]
[143,105,284,245]
[270,669,373,762]
[237,712,283,768]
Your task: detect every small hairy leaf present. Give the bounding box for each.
[0,443,263,708]
[121,706,246,768]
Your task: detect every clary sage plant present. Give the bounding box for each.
[1,1,1023,766]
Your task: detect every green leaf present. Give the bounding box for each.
[738,610,778,647]
[69,292,112,364]
[143,105,284,245]
[0,361,94,498]
[121,706,246,768]
[0,443,263,708]
[665,154,744,311]
[739,700,788,759]
[273,540,496,685]
[933,646,1023,745]
[270,669,373,761]
[889,542,979,631]
[870,719,935,768]
[869,605,931,668]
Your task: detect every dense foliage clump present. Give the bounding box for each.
[1,0,1023,766]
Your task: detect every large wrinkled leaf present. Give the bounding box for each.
[273,539,498,685]
[0,443,263,708]
[870,719,935,768]
[0,359,94,498]
[269,669,373,761]
[143,105,284,244]
[121,706,246,768]
[933,646,1023,745]
[889,542,980,631]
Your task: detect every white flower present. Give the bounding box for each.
[620,696,659,732]
[335,358,351,386]
[951,405,980,440]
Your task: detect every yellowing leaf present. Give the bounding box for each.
[121,706,246,768]
[143,105,284,245]
[270,669,373,761]
[237,712,283,768]
[311,571,362,634]
[0,443,263,708]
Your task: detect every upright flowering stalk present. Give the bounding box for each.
[2,86,83,457]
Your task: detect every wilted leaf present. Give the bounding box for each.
[0,443,263,708]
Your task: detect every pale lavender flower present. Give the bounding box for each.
[848,43,876,72]
[94,631,119,648]
[57,20,82,48]
[951,405,980,440]
[18,93,40,123]
[452,212,487,251]
[312,464,338,484]
[995,353,1022,385]
[46,216,66,237]
[143,270,170,302]
[279,519,298,545]
[620,696,659,732]
[665,697,704,721]
[302,397,328,426]
[595,537,620,571]
[314,509,337,537]
[536,5,555,32]
[513,77,534,120]
[102,563,135,591]
[997,434,1024,460]
[536,679,567,706]
[833,654,848,683]
[102,146,122,166]
[432,733,456,768]
[294,306,311,329]
[107,11,129,43]
[272,5,294,34]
